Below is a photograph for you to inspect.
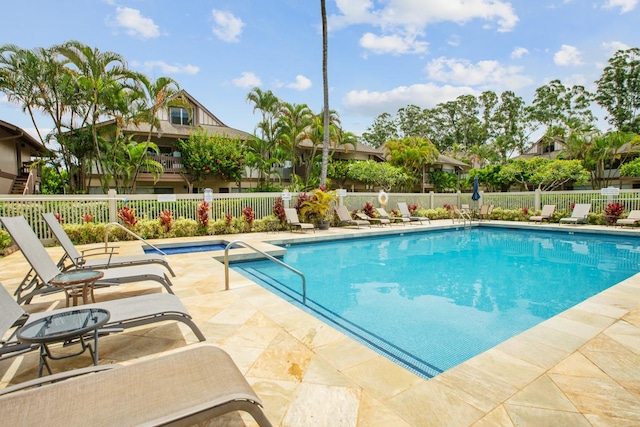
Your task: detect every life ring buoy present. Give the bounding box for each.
[378,190,388,206]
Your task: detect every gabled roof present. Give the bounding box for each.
[112,89,253,140]
[0,120,46,153]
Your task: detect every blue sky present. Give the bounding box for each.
[1,0,638,141]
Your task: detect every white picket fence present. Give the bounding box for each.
[0,188,638,239]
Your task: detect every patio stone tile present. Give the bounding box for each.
[519,324,586,353]
[281,383,360,427]
[301,354,359,388]
[248,377,300,426]
[495,333,569,370]
[579,334,640,382]
[385,379,485,427]
[342,355,425,402]
[290,321,349,350]
[503,404,591,426]
[584,413,640,427]
[470,405,515,427]
[549,373,640,421]
[539,315,604,341]
[431,363,517,413]
[463,349,545,390]
[356,391,413,427]
[506,374,579,412]
[603,320,640,355]
[548,352,609,379]
[313,336,380,371]
[573,300,628,320]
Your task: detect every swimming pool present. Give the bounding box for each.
[143,240,228,255]
[231,227,640,378]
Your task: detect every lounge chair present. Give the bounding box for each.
[0,216,174,305]
[0,283,205,365]
[559,203,591,225]
[475,204,495,221]
[616,210,640,227]
[398,202,430,224]
[335,205,370,228]
[42,212,175,276]
[529,204,556,223]
[0,344,271,426]
[284,208,315,232]
[376,207,410,225]
[452,205,472,223]
[355,212,390,227]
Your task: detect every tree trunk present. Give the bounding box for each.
[319,0,330,187]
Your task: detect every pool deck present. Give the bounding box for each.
[1,220,640,426]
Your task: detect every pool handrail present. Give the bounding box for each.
[104,222,168,256]
[224,240,307,304]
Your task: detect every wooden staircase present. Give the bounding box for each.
[10,173,29,195]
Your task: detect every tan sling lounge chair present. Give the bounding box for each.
[355,212,390,227]
[616,210,640,227]
[0,345,271,426]
[0,283,205,366]
[284,208,315,232]
[376,207,409,225]
[42,212,175,276]
[559,203,591,225]
[398,202,430,224]
[335,205,370,228]
[529,204,556,223]
[1,216,174,304]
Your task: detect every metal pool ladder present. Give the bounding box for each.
[224,240,307,304]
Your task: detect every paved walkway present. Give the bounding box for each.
[1,220,639,426]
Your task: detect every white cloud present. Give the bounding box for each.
[232,72,261,88]
[425,57,533,90]
[112,7,160,39]
[511,47,529,59]
[359,32,428,55]
[330,0,519,33]
[134,60,200,75]
[211,10,244,43]
[286,75,312,91]
[554,45,583,66]
[602,40,631,55]
[342,83,477,116]
[602,0,638,13]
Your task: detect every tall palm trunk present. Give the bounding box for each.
[319,0,330,187]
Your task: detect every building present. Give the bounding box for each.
[0,120,46,194]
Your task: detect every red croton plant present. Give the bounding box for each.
[604,203,624,224]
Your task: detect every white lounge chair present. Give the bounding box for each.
[0,344,271,426]
[42,212,175,276]
[398,202,430,224]
[559,204,591,225]
[529,205,556,223]
[284,208,315,232]
[616,210,640,227]
[1,216,174,304]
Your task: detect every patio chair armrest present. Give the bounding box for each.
[0,365,119,396]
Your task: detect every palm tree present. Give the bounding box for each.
[127,76,180,193]
[246,87,281,188]
[278,102,313,178]
[56,40,138,190]
[319,0,330,187]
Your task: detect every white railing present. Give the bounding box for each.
[1,188,639,240]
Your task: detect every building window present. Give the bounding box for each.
[169,107,191,126]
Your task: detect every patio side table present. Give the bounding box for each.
[50,270,104,307]
[17,308,110,377]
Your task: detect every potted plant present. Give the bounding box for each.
[299,187,337,230]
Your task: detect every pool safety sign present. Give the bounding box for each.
[600,187,620,196]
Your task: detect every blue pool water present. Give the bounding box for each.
[143,242,227,255]
[231,228,640,378]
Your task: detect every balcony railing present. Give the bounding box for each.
[149,155,183,173]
